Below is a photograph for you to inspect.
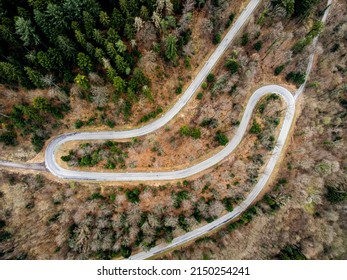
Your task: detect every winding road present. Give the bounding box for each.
[0,0,332,260]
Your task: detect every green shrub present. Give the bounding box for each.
[0,231,11,242]
[274,64,286,76]
[175,84,183,94]
[196,92,203,100]
[120,246,132,258]
[0,131,17,146]
[241,33,249,46]
[277,245,307,260]
[74,119,84,129]
[253,40,263,51]
[225,59,239,74]
[200,118,218,128]
[286,71,306,85]
[223,197,234,212]
[250,120,262,134]
[126,188,140,203]
[201,82,208,89]
[213,33,221,45]
[61,155,71,162]
[326,186,347,203]
[215,131,228,146]
[106,119,115,128]
[206,73,216,84]
[88,193,105,200]
[0,219,5,229]
[180,125,201,139]
[139,107,163,123]
[31,134,46,152]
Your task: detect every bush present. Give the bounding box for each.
[215,131,228,146]
[241,33,249,46]
[31,134,45,152]
[274,64,286,76]
[74,119,84,129]
[213,33,221,45]
[225,59,239,74]
[253,40,263,51]
[88,193,105,200]
[201,82,208,89]
[325,186,347,203]
[0,219,5,229]
[200,118,218,128]
[139,107,163,123]
[223,197,234,212]
[196,92,203,100]
[277,245,307,260]
[178,214,190,232]
[206,73,216,84]
[61,155,71,162]
[0,130,17,146]
[250,120,262,134]
[0,231,11,242]
[180,125,201,139]
[286,71,306,85]
[126,188,140,203]
[175,84,183,94]
[120,246,132,258]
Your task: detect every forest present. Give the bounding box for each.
[0,0,321,151]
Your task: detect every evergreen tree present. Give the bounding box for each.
[56,35,76,59]
[165,34,178,62]
[0,62,21,84]
[77,52,93,73]
[24,67,44,88]
[15,17,40,46]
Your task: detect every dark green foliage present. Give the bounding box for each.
[294,0,319,17]
[213,33,221,45]
[173,190,189,208]
[225,58,239,74]
[325,185,347,203]
[241,33,249,46]
[165,34,178,62]
[0,131,17,146]
[196,92,203,100]
[31,134,46,152]
[74,119,84,129]
[200,118,218,128]
[120,246,132,258]
[229,84,237,95]
[77,53,93,73]
[175,84,183,94]
[180,125,201,139]
[0,220,5,229]
[0,62,21,84]
[253,40,263,51]
[286,71,306,85]
[264,194,280,211]
[139,107,163,123]
[250,120,262,134]
[0,231,11,242]
[178,214,190,232]
[126,188,140,203]
[88,193,105,200]
[277,245,307,260]
[61,155,71,162]
[206,73,216,84]
[215,131,228,146]
[274,64,286,76]
[225,13,235,28]
[223,197,234,212]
